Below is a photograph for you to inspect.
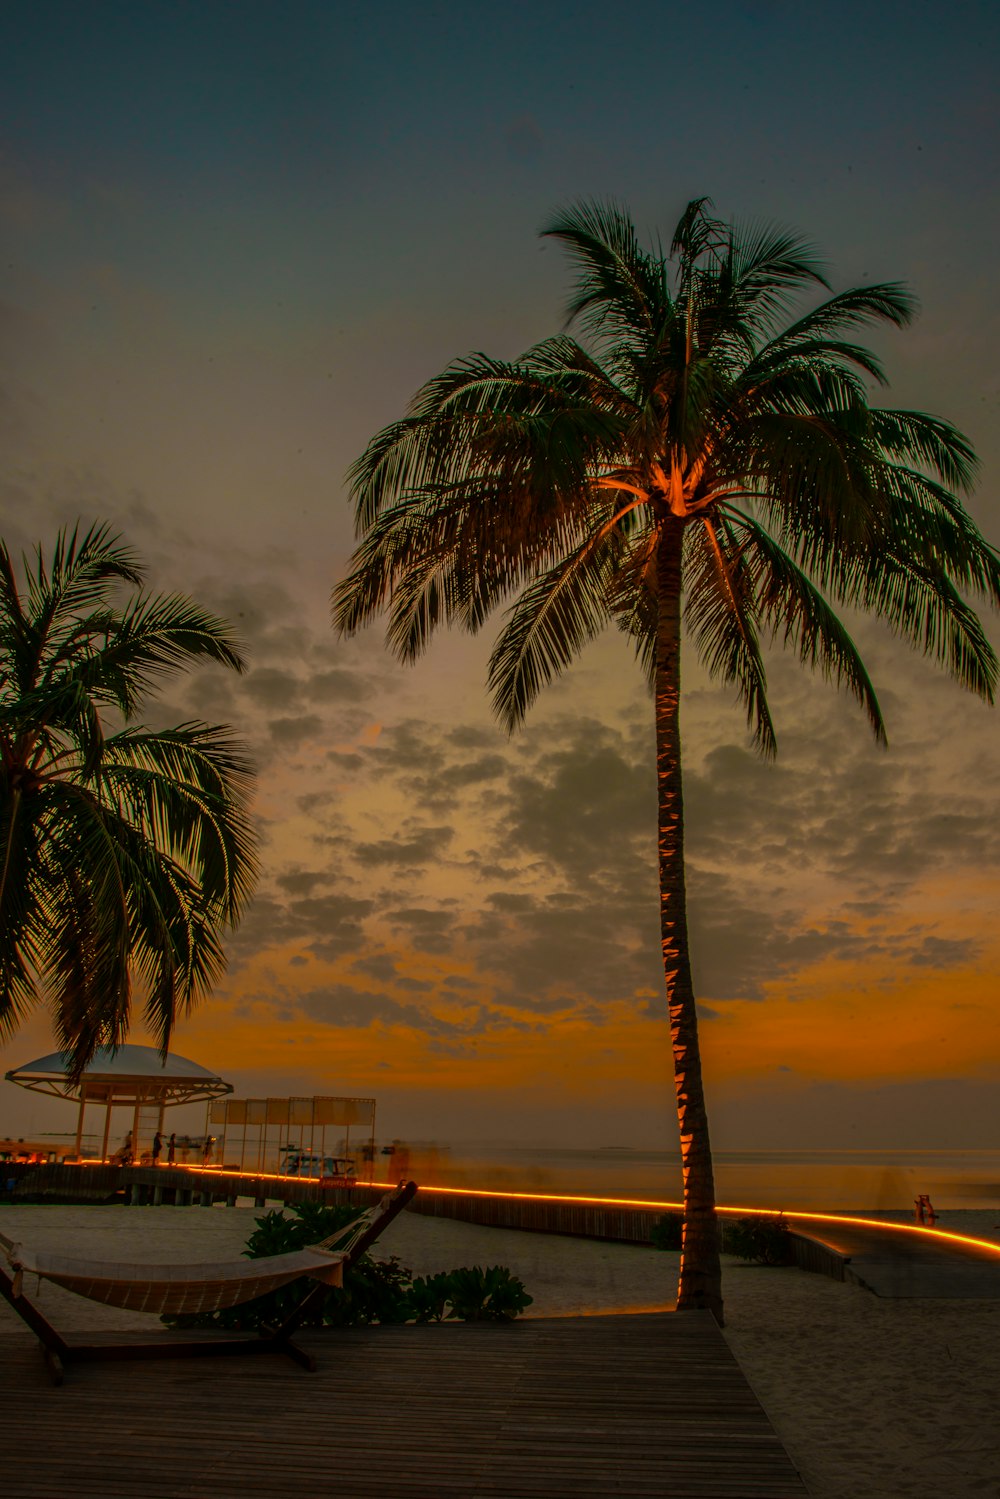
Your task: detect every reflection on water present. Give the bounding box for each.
[407,1146,1000,1212]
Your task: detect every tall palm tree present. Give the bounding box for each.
[0,522,259,1076]
[334,200,1000,1323]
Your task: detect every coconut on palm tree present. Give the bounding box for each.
[334,199,999,1323]
[0,522,259,1076]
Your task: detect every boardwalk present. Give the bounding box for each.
[1,1311,806,1498]
[788,1217,1000,1298]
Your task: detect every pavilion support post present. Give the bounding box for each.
[100,1101,112,1164]
[74,1092,86,1161]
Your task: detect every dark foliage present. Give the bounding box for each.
[650,1213,684,1251]
[161,1201,533,1329]
[723,1214,795,1265]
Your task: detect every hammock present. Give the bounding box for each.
[0,1236,346,1316]
[0,1179,417,1382]
[0,1190,385,1316]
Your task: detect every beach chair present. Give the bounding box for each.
[0,1179,416,1384]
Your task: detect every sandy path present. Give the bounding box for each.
[2,1202,999,1497]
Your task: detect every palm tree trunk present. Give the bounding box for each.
[654,517,723,1324]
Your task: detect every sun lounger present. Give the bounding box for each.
[0,1179,416,1383]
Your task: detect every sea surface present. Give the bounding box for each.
[403,1145,1000,1213]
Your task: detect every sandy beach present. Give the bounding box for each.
[2,1202,999,1498]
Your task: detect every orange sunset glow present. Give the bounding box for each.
[2,5,998,1184]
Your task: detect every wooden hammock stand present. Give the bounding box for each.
[0,1179,417,1384]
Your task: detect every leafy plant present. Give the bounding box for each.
[162,1200,392,1331]
[650,1213,683,1251]
[405,1271,453,1323]
[161,1203,533,1329]
[443,1265,534,1322]
[324,1254,412,1326]
[722,1214,795,1266]
[245,1201,360,1256]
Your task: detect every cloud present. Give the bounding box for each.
[355,825,455,867]
[295,984,503,1038]
[243,668,306,710]
[909,934,981,968]
[228,890,374,964]
[298,985,464,1033]
[267,712,325,746]
[381,905,459,955]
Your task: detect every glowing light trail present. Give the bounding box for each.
[132,1165,1000,1258]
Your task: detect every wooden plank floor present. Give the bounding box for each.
[0,1312,806,1498]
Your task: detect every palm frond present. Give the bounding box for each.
[682,521,777,756]
[756,282,917,351]
[868,408,978,494]
[488,524,622,730]
[723,507,886,742]
[543,199,672,349]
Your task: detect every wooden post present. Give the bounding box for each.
[99,1101,112,1164]
[73,1091,86,1161]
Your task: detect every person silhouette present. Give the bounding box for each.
[167,1132,176,1166]
[152,1131,163,1165]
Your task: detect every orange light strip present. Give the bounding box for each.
[404,1183,1000,1257]
[77,1163,1000,1258]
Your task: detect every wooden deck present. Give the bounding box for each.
[0,1311,806,1497]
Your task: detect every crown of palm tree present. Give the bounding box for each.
[338,198,997,742]
[0,522,259,1075]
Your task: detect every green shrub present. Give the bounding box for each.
[649,1211,795,1265]
[405,1271,453,1323]
[161,1203,532,1329]
[443,1265,533,1321]
[649,1213,683,1251]
[162,1201,405,1332]
[322,1253,413,1326]
[722,1214,794,1265]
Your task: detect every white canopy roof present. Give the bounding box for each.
[5,1044,232,1105]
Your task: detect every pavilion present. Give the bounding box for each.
[4,1045,232,1163]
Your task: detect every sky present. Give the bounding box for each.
[1,1,998,1159]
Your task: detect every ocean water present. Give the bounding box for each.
[402,1145,1000,1213]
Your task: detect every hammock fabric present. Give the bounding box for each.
[0,1234,345,1317]
[0,1181,404,1318]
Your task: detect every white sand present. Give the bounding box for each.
[2,1202,999,1497]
